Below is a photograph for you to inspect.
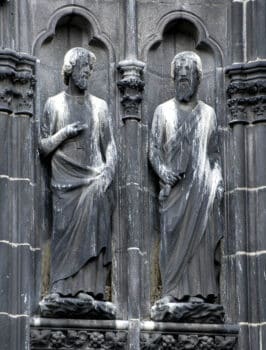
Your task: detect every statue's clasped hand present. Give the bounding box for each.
[161,166,182,186]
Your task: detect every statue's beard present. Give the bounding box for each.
[175,79,196,102]
[72,74,88,91]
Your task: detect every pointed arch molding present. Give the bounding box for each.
[141,10,223,66]
[32,5,115,59]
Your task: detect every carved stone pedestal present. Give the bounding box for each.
[151,302,225,324]
[30,319,238,350]
[30,319,128,350]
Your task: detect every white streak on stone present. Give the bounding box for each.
[114,320,129,329]
[126,182,140,187]
[0,240,40,251]
[227,186,266,194]
[140,321,157,331]
[31,317,129,329]
[218,126,229,132]
[225,250,266,258]
[233,0,254,2]
[0,174,33,185]
[239,322,266,327]
[127,247,145,256]
[236,250,266,257]
[0,312,29,318]
[243,0,247,62]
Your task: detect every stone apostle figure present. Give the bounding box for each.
[149,52,224,316]
[39,48,117,306]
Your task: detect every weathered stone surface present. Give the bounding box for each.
[151,302,224,324]
[226,61,266,350]
[0,0,265,349]
[30,319,238,350]
[31,328,127,349]
[140,333,237,350]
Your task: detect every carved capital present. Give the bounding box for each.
[226,61,266,125]
[117,59,145,121]
[0,49,36,116]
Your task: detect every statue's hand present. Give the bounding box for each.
[160,166,180,186]
[97,168,112,193]
[216,182,224,201]
[64,122,88,139]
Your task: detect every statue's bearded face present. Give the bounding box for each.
[174,58,200,102]
[71,55,91,91]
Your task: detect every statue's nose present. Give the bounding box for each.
[180,66,187,76]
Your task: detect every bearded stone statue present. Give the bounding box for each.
[39,47,117,318]
[149,51,224,323]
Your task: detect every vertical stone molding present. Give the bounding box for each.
[117,2,145,349]
[117,57,145,348]
[0,49,38,350]
[226,61,266,350]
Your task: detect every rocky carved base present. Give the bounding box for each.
[151,302,225,323]
[39,295,117,320]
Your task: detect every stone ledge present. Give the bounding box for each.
[30,318,238,349]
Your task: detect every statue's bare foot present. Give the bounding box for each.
[44,293,61,301]
[155,295,176,306]
[188,296,205,303]
[76,292,94,302]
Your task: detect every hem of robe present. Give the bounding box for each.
[161,224,222,301]
[51,250,110,299]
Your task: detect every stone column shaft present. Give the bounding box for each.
[118,0,145,348]
[226,61,266,350]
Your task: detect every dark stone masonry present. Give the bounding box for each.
[0,0,266,349]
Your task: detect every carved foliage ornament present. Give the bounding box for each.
[140,333,237,350]
[117,60,145,120]
[0,50,36,116]
[227,67,266,125]
[31,329,127,349]
[117,75,144,116]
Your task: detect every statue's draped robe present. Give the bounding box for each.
[150,99,223,300]
[41,92,117,298]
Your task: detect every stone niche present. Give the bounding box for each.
[142,16,224,312]
[29,6,238,350]
[33,12,114,305]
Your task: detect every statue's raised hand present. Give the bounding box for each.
[64,122,88,139]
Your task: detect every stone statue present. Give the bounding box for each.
[149,51,224,323]
[39,47,117,318]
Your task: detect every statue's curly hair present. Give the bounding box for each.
[62,47,96,85]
